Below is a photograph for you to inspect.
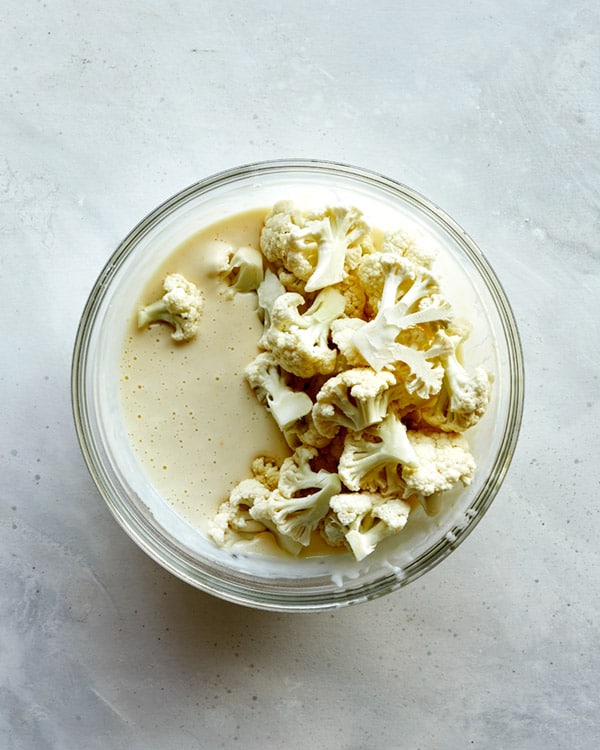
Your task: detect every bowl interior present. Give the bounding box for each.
[72,160,524,611]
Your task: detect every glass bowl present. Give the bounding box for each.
[71,159,524,612]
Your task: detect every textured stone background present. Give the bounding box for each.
[2,1,598,748]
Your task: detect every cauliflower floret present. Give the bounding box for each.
[249,446,342,550]
[328,492,412,561]
[350,254,453,398]
[356,252,406,310]
[260,202,373,293]
[263,287,346,377]
[420,328,493,432]
[345,320,450,401]
[137,273,203,342]
[256,268,286,326]
[277,267,308,295]
[403,429,476,497]
[209,478,270,546]
[330,317,369,369]
[256,269,287,349]
[320,510,348,548]
[338,411,417,493]
[312,367,399,438]
[218,245,264,293]
[382,225,440,269]
[332,272,368,318]
[244,352,313,432]
[250,455,281,491]
[260,200,307,268]
[298,205,372,292]
[386,337,448,400]
[282,412,334,450]
[352,254,453,373]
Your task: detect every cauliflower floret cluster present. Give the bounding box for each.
[209,201,492,560]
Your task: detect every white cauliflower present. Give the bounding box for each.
[260,201,307,269]
[332,272,368,317]
[262,287,346,377]
[312,367,399,438]
[249,446,342,550]
[137,273,203,342]
[420,327,493,432]
[244,352,313,433]
[352,253,453,375]
[326,492,412,561]
[209,478,270,546]
[382,224,440,269]
[403,429,476,497]
[349,253,454,398]
[250,455,281,491]
[206,200,492,561]
[260,202,373,292]
[281,412,334,451]
[330,316,369,369]
[219,244,264,293]
[338,411,417,493]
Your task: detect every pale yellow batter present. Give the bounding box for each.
[119,209,291,538]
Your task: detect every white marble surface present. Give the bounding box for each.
[2,1,599,747]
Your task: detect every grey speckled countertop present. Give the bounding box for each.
[2,1,599,748]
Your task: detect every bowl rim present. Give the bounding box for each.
[71,158,525,612]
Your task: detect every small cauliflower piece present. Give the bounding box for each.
[260,202,373,293]
[329,492,412,561]
[312,367,399,438]
[249,446,342,549]
[209,478,270,546]
[403,429,476,497]
[244,352,313,433]
[345,319,449,400]
[298,205,372,292]
[263,287,346,377]
[420,328,493,433]
[320,510,348,549]
[137,273,203,342]
[277,267,308,295]
[260,201,308,270]
[338,411,417,493]
[330,317,369,369]
[282,412,334,451]
[250,455,281,491]
[352,253,453,373]
[276,445,340,501]
[332,272,368,318]
[387,337,448,400]
[256,268,286,327]
[219,245,264,293]
[256,269,287,349]
[382,225,439,269]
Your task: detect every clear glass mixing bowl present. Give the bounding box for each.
[72,160,524,612]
